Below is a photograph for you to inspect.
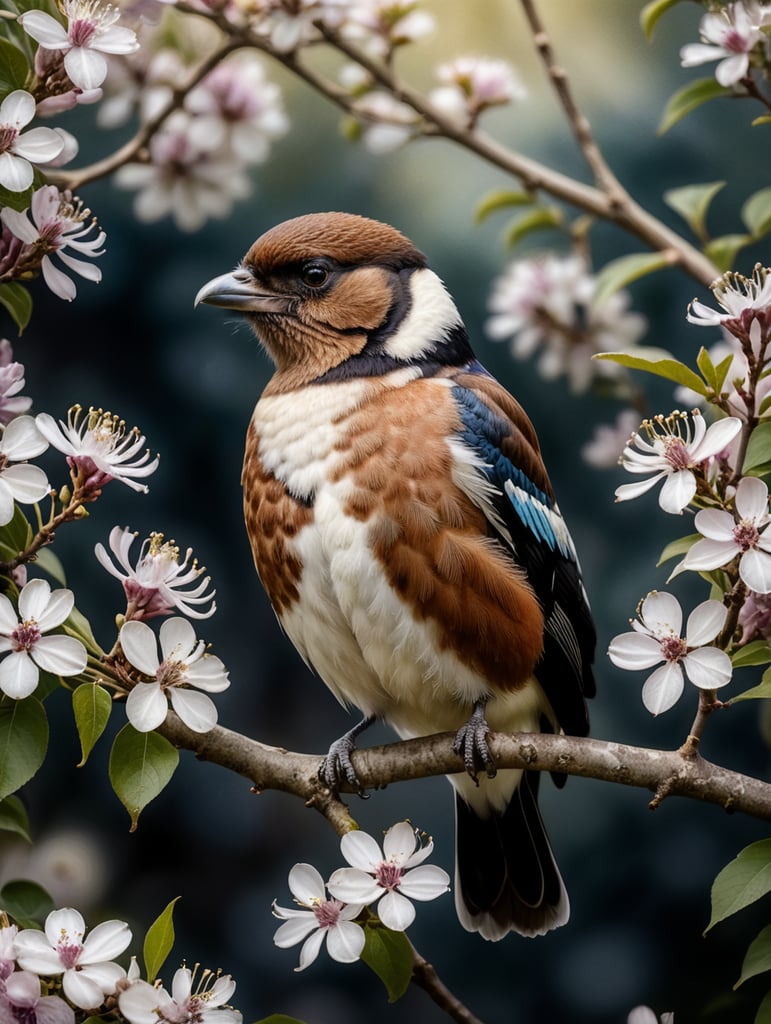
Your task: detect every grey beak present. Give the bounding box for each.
[194,268,293,314]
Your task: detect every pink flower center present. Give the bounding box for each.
[659,634,687,663]
[56,940,83,969]
[11,619,41,652]
[156,658,186,690]
[68,19,97,47]
[0,126,18,155]
[375,862,403,891]
[722,28,751,54]
[663,437,692,471]
[733,520,760,551]
[313,898,343,928]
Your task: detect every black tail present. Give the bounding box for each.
[454,771,569,940]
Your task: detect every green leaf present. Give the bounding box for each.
[504,206,563,248]
[595,348,707,394]
[72,683,112,767]
[705,233,752,274]
[0,794,30,841]
[697,346,720,392]
[658,77,732,135]
[592,252,671,306]
[713,351,737,395]
[664,181,725,241]
[743,187,771,239]
[707,838,771,931]
[0,697,48,801]
[732,641,771,668]
[33,548,66,586]
[0,39,29,93]
[756,989,771,1024]
[657,533,700,566]
[0,282,32,334]
[732,665,771,702]
[108,725,179,831]
[144,896,180,983]
[739,923,771,988]
[0,503,33,565]
[0,879,54,928]
[254,1017,308,1024]
[640,0,686,40]
[744,423,771,474]
[475,189,533,222]
[753,115,771,127]
[360,925,413,1003]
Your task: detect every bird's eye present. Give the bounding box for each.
[300,262,330,289]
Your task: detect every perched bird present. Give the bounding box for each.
[195,212,596,940]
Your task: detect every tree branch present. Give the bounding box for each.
[158,717,771,823]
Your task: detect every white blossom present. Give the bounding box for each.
[0,970,74,1024]
[0,579,87,699]
[608,591,732,715]
[680,1,771,86]
[682,476,771,592]
[19,0,140,92]
[430,56,526,124]
[0,415,50,525]
[14,908,131,1010]
[614,410,741,514]
[36,405,158,493]
[272,863,365,972]
[120,617,229,733]
[119,966,240,1024]
[327,821,450,931]
[0,91,64,192]
[1,186,105,302]
[95,526,216,620]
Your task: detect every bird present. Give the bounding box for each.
[195,212,596,940]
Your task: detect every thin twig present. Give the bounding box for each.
[410,945,487,1024]
[50,38,245,192]
[519,0,624,204]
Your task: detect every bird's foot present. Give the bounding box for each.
[453,699,496,784]
[319,715,375,795]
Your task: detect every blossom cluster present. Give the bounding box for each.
[486,252,647,396]
[0,907,241,1024]
[273,822,450,971]
[607,265,771,715]
[680,0,771,86]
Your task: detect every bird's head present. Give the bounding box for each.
[195,212,472,390]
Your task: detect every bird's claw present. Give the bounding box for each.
[318,715,374,796]
[453,700,497,784]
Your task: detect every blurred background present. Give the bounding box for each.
[2,1,771,1021]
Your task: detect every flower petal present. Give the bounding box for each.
[377,890,415,931]
[17,11,70,49]
[339,829,383,871]
[64,47,108,91]
[693,508,736,541]
[325,920,365,964]
[397,864,450,901]
[641,661,684,715]
[296,927,325,971]
[0,650,38,698]
[614,473,666,503]
[691,416,742,460]
[159,616,196,660]
[685,599,727,646]
[0,152,32,192]
[327,867,383,905]
[382,821,419,864]
[168,687,217,732]
[683,647,733,690]
[125,682,167,732]
[607,632,663,671]
[45,908,85,947]
[287,863,326,906]
[739,549,771,594]
[658,469,696,514]
[79,919,132,964]
[62,967,106,1010]
[34,586,74,631]
[32,635,87,676]
[736,476,769,521]
[272,914,318,949]
[682,537,738,571]
[0,464,50,504]
[640,591,683,636]
[119,620,159,675]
